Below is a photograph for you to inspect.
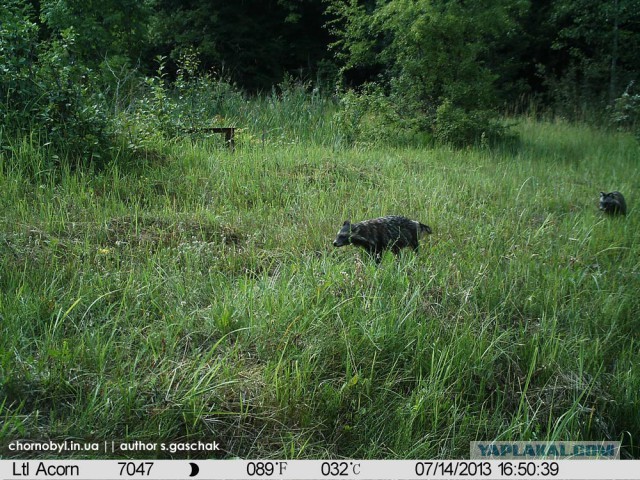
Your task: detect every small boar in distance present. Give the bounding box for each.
[333,215,432,263]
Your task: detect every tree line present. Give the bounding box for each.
[11,0,635,105]
[1,0,639,157]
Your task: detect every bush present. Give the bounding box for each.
[434,100,507,147]
[610,84,640,142]
[334,85,430,147]
[35,30,111,162]
[0,3,111,166]
[0,1,39,135]
[112,53,244,152]
[172,51,244,131]
[327,0,517,148]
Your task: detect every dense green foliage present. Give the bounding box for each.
[40,0,151,67]
[328,0,522,144]
[2,0,640,155]
[0,1,111,163]
[150,0,332,91]
[327,0,640,143]
[547,0,640,108]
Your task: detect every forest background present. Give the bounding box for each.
[3,0,640,156]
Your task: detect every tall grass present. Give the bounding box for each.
[1,113,638,459]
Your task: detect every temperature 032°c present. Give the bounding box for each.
[320,461,361,476]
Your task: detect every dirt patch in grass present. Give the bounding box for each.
[106,215,244,250]
[286,161,381,188]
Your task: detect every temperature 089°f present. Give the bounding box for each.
[246,461,288,476]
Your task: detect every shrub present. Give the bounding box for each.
[434,100,507,147]
[35,30,111,162]
[112,53,244,152]
[334,85,428,147]
[0,3,111,166]
[327,0,517,148]
[610,83,640,142]
[0,1,39,135]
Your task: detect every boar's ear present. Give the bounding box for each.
[343,220,351,226]
[600,192,606,196]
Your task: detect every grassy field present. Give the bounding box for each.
[1,117,638,459]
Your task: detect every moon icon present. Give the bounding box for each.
[188,463,199,477]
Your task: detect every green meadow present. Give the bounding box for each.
[1,117,638,459]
